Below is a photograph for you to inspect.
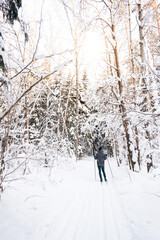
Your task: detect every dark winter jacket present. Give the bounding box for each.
[94,149,107,167]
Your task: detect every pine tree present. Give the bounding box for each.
[0,0,22,72]
[81,70,88,94]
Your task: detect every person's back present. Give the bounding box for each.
[94,147,107,182]
[95,148,107,166]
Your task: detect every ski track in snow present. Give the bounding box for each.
[40,160,134,240]
[1,157,160,240]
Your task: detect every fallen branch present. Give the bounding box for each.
[150,193,160,198]
[25,195,46,202]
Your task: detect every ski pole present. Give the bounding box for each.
[126,167,132,182]
[94,158,96,180]
[107,157,114,178]
[92,140,97,181]
[93,145,96,180]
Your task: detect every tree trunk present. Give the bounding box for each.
[62,76,73,139]
[75,49,79,161]
[114,140,120,167]
[137,1,153,170]
[0,116,10,191]
[137,1,148,112]
[153,0,160,39]
[110,10,134,170]
[127,0,141,169]
[101,22,113,76]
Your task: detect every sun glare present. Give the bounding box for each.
[83,31,105,66]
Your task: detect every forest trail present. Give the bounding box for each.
[1,157,160,240]
[38,158,134,240]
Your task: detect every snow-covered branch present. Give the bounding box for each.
[0,60,72,122]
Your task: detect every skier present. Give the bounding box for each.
[94,146,107,182]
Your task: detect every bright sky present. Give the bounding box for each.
[82,31,106,84]
[83,31,105,68]
[21,0,106,85]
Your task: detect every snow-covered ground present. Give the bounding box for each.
[0,157,160,240]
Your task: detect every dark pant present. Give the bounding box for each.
[98,166,106,182]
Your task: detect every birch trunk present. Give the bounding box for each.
[127,0,141,169]
[75,49,79,161]
[137,1,153,170]
[137,1,148,113]
[109,6,134,170]
[0,116,10,192]
[153,0,160,39]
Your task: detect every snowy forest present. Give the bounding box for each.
[0,0,160,239]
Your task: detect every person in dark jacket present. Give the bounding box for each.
[94,147,107,182]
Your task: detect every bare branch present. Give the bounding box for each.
[10,60,34,80]
[0,61,72,123]
[94,17,112,29]
[32,0,45,60]
[3,160,27,179]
